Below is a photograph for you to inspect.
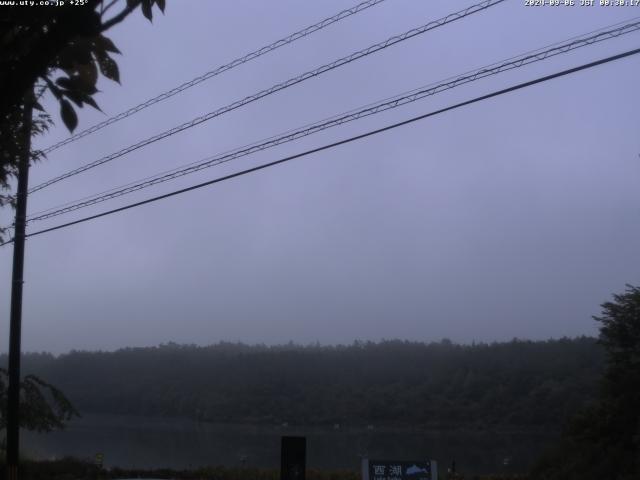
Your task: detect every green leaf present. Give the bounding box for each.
[61,88,84,108]
[75,61,98,91]
[56,76,74,90]
[97,54,120,83]
[60,99,78,132]
[48,82,62,100]
[57,42,92,69]
[141,0,153,21]
[58,80,101,111]
[57,73,97,96]
[95,35,120,54]
[83,95,102,112]
[155,0,165,13]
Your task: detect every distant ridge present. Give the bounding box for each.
[1,337,602,429]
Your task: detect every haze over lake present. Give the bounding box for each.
[23,413,555,475]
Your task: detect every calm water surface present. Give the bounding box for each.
[22,414,557,474]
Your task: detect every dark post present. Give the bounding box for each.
[281,436,306,480]
[6,93,33,480]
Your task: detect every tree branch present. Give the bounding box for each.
[101,0,121,18]
[100,1,141,32]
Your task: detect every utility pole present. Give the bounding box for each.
[6,92,33,480]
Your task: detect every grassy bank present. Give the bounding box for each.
[0,458,529,480]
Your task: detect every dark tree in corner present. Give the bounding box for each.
[533,285,640,480]
[0,368,79,443]
[0,1,166,477]
[0,0,166,242]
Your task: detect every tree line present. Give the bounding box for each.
[1,337,603,429]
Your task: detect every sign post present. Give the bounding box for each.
[362,459,438,480]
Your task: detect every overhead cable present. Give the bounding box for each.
[40,0,390,155]
[3,46,636,246]
[29,0,505,194]
[25,19,640,223]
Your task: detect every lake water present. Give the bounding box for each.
[22,414,557,475]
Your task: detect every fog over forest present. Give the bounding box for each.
[2,0,639,354]
[2,338,603,428]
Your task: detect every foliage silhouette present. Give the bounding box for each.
[532,285,640,480]
[2,338,603,429]
[0,368,79,450]
[0,0,166,241]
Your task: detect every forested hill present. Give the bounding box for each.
[3,338,603,429]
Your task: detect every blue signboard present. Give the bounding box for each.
[362,459,437,480]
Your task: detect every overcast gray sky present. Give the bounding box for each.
[1,0,639,354]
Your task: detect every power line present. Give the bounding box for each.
[27,15,640,220]
[40,0,389,155]
[25,19,640,223]
[28,0,505,195]
[28,18,640,220]
[3,46,636,246]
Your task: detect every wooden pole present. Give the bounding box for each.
[6,92,33,480]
